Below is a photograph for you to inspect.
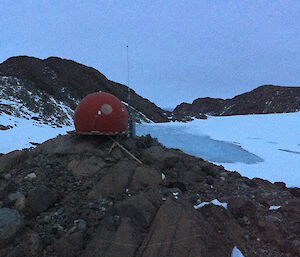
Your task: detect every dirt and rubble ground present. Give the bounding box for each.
[0,134,300,257]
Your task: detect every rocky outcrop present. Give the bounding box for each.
[0,56,170,124]
[174,85,300,117]
[0,134,299,256]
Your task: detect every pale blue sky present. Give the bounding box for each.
[1,0,300,108]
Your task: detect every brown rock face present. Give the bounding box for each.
[173,85,300,117]
[136,199,240,257]
[89,160,138,199]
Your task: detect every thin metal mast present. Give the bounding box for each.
[127,45,136,138]
[127,45,130,107]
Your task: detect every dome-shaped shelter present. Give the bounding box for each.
[74,92,128,135]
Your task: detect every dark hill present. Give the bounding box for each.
[0,56,170,124]
[174,85,300,117]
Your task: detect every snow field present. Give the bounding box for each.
[137,112,300,187]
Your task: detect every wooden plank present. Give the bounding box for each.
[109,137,143,165]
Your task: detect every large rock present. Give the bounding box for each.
[26,186,57,216]
[130,166,161,191]
[82,196,242,257]
[114,193,158,228]
[0,208,22,243]
[89,161,137,199]
[136,199,238,257]
[82,217,142,257]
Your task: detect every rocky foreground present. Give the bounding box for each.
[0,134,300,257]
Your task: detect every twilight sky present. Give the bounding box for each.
[1,0,300,108]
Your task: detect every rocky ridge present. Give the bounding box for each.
[174,85,300,118]
[0,56,172,128]
[0,134,300,256]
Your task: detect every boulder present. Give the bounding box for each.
[114,193,158,227]
[0,208,22,243]
[130,166,161,191]
[26,186,57,216]
[82,217,142,257]
[89,161,137,198]
[136,199,237,257]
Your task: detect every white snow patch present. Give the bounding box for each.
[24,172,37,180]
[173,192,179,200]
[194,199,228,209]
[0,112,72,154]
[162,173,166,181]
[269,205,281,210]
[231,246,245,257]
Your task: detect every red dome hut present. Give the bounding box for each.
[74,92,128,134]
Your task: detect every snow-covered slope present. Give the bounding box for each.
[0,75,75,153]
[0,112,72,154]
[0,75,75,127]
[137,112,300,187]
